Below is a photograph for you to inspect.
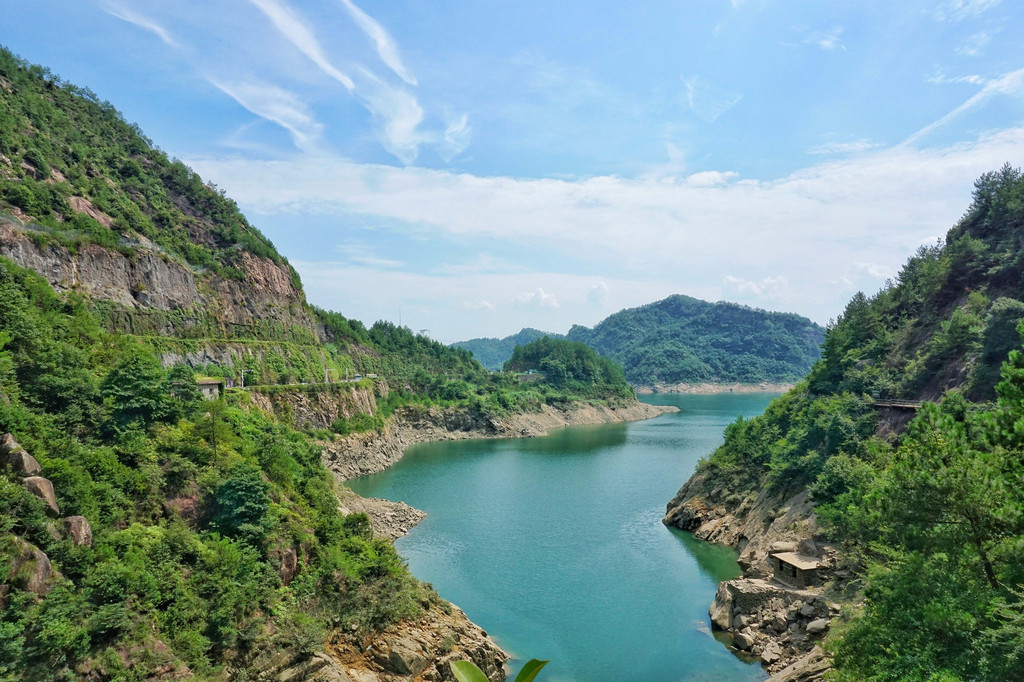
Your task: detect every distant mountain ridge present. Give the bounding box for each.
[453,296,825,385]
[567,295,825,386]
[452,327,563,370]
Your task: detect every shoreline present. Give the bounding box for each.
[636,382,794,395]
[327,398,678,540]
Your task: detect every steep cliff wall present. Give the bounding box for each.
[0,221,317,339]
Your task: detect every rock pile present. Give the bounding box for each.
[711,578,839,674]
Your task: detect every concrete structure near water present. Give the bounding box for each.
[770,552,820,588]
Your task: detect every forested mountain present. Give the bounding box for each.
[0,45,607,679]
[566,295,825,386]
[666,164,1024,680]
[452,328,562,371]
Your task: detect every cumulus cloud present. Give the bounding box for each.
[516,288,560,308]
[724,275,789,297]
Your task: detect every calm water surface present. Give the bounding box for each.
[348,393,778,681]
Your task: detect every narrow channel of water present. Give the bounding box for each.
[347,393,778,681]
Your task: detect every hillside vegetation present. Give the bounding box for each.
[0,45,639,680]
[565,295,825,386]
[452,328,561,371]
[686,164,1024,680]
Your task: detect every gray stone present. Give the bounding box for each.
[7,539,57,595]
[710,582,733,630]
[798,537,819,557]
[806,618,829,635]
[761,641,782,665]
[62,516,93,547]
[381,636,428,676]
[770,540,799,553]
[23,477,60,516]
[734,632,755,651]
[0,434,40,477]
[799,603,817,618]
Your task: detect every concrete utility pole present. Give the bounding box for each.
[240,369,246,389]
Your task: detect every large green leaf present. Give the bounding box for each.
[514,658,550,682]
[450,660,492,682]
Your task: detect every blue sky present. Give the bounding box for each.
[3,0,1023,341]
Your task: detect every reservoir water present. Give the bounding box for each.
[347,393,778,681]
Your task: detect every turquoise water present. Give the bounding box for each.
[347,394,778,681]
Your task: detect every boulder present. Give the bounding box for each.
[709,582,733,630]
[734,632,755,651]
[798,538,819,557]
[7,539,58,595]
[0,433,40,477]
[761,641,782,665]
[769,541,799,554]
[63,516,93,547]
[799,603,817,618]
[23,477,60,516]
[806,618,829,635]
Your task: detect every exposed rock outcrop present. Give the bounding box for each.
[249,602,507,682]
[1,432,40,476]
[0,222,316,337]
[23,476,60,516]
[6,537,59,596]
[663,466,840,675]
[62,515,93,547]
[337,490,427,542]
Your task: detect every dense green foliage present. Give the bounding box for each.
[504,337,633,399]
[0,258,434,679]
[0,46,288,278]
[452,328,563,371]
[565,295,825,385]
[694,165,1024,680]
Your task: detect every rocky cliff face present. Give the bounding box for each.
[663,469,842,677]
[246,602,507,682]
[0,221,316,338]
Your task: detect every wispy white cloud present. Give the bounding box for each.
[683,76,743,123]
[686,170,738,186]
[248,0,355,90]
[102,3,178,47]
[808,139,883,155]
[926,72,990,86]
[338,0,416,85]
[934,0,1002,22]
[902,68,1024,145]
[463,300,495,311]
[208,80,323,150]
[587,281,609,307]
[956,30,994,56]
[805,26,845,51]
[440,114,472,162]
[354,67,425,164]
[335,241,404,268]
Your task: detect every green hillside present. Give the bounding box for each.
[0,45,625,679]
[566,295,825,386]
[683,164,1024,680]
[452,328,562,371]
